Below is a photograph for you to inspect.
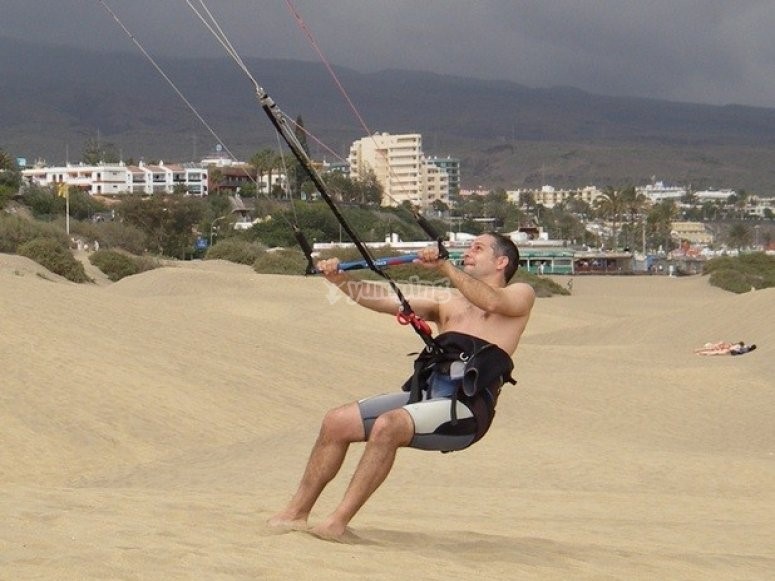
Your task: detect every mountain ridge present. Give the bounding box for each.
[3,36,775,193]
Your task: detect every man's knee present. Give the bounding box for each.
[320,403,365,443]
[368,410,413,447]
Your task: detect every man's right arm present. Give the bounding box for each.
[317,258,440,321]
[317,258,399,315]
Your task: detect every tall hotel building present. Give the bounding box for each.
[347,133,450,209]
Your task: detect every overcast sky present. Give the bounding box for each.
[3,0,775,108]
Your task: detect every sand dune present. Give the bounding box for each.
[1,254,773,580]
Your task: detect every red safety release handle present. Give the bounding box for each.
[396,311,433,336]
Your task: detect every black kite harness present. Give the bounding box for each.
[403,331,516,444]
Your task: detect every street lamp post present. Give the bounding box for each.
[65,187,70,236]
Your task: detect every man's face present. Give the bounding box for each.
[462,235,499,276]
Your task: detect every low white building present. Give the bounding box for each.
[22,161,208,196]
[693,188,735,202]
[746,197,774,218]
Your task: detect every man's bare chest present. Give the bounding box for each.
[441,297,493,326]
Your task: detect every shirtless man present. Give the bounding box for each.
[268,232,535,540]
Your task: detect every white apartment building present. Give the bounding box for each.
[636,181,686,202]
[348,132,449,208]
[507,185,604,208]
[22,161,208,196]
[693,188,735,202]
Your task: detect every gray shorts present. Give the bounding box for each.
[357,373,477,452]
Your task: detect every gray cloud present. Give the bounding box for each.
[2,0,775,108]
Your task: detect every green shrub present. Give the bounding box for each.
[19,185,65,220]
[66,219,148,255]
[0,213,69,252]
[737,252,775,277]
[253,248,310,275]
[704,252,775,292]
[89,250,139,281]
[708,268,754,294]
[0,189,13,210]
[94,221,148,255]
[131,254,162,273]
[702,256,733,275]
[513,270,571,297]
[206,239,266,265]
[17,238,90,283]
[89,249,160,281]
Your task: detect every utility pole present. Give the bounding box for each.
[58,182,70,236]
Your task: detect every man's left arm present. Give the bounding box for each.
[438,261,535,317]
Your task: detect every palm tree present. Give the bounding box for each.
[700,201,716,222]
[681,189,698,206]
[733,189,750,220]
[291,115,310,198]
[250,148,274,196]
[0,148,14,171]
[726,223,752,250]
[0,148,21,202]
[267,151,287,199]
[593,187,624,248]
[208,167,223,195]
[620,186,650,252]
[647,200,678,253]
[563,193,593,234]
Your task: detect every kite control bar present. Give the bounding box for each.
[310,253,419,274]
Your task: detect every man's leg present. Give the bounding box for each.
[268,402,365,530]
[309,408,414,540]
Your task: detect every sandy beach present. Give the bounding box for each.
[1,253,773,580]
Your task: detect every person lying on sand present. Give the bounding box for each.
[268,233,535,541]
[694,341,757,356]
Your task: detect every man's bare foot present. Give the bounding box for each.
[266,513,309,532]
[307,523,361,544]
